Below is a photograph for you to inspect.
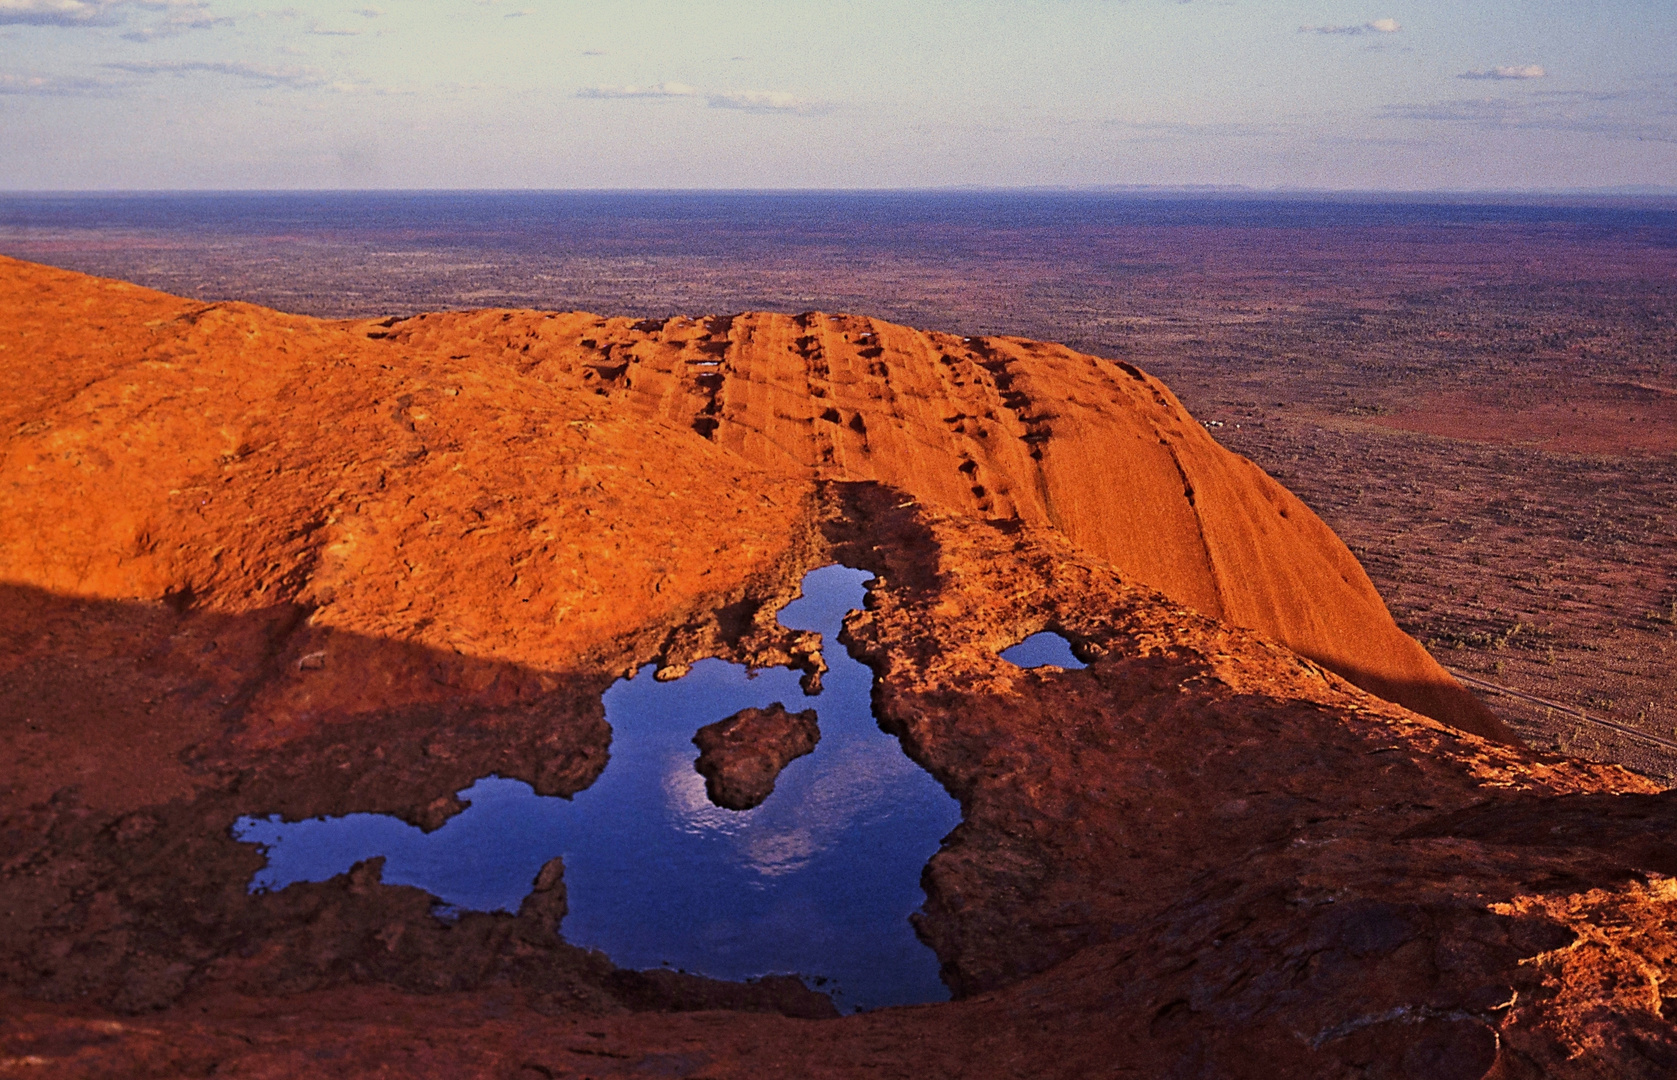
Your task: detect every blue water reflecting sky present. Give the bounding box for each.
[1000,631,1087,671]
[234,564,961,1011]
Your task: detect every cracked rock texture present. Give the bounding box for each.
[2,256,1673,1078]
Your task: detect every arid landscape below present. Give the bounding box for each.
[1112,254,1677,780]
[2,193,1675,1077]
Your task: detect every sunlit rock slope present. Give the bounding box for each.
[1,256,1502,739]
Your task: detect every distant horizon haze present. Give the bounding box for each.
[6,189,1672,337]
[5,186,1677,201]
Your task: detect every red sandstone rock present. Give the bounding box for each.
[2,256,1672,1078]
[0,256,1500,741]
[692,704,820,811]
[374,304,1507,740]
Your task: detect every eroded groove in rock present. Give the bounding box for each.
[356,299,1505,739]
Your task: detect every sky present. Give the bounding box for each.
[0,0,1673,190]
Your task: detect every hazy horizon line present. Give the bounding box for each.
[4,185,1677,201]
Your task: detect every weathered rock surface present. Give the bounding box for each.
[692,704,820,811]
[2,256,1674,1078]
[0,256,1501,740]
[373,304,1506,739]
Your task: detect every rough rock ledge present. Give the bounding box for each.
[2,256,1673,1078]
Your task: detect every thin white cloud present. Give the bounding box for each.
[307,25,359,35]
[1,0,221,30]
[576,81,699,99]
[323,77,404,95]
[1300,18,1402,36]
[356,5,381,15]
[580,48,604,56]
[1459,65,1546,81]
[121,17,228,40]
[503,7,532,15]
[1382,89,1675,143]
[0,70,113,92]
[578,81,830,115]
[0,0,121,25]
[105,58,324,88]
[706,89,829,115]
[1105,118,1287,142]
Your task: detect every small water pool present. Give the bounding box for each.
[1000,630,1087,670]
[234,565,963,1012]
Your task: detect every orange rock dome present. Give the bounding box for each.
[0,254,1504,741]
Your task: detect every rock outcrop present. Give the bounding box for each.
[0,255,1501,740]
[3,255,1673,1078]
[374,304,1506,739]
[692,704,821,811]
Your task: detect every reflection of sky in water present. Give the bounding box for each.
[1000,630,1087,670]
[233,565,962,1011]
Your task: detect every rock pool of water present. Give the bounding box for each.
[1000,630,1087,670]
[233,565,963,1011]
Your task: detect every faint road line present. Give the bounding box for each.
[1447,666,1677,754]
